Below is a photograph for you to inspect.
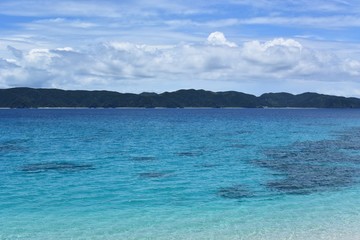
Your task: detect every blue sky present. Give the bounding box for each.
[1,0,360,96]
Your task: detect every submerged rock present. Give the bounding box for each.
[217,185,253,199]
[176,151,202,157]
[229,143,251,149]
[194,163,220,168]
[254,131,360,195]
[0,140,29,153]
[21,161,94,173]
[139,172,168,178]
[131,156,157,161]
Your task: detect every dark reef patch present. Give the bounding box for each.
[253,128,360,195]
[334,128,360,152]
[194,163,220,168]
[139,172,169,178]
[176,151,203,157]
[228,143,251,149]
[131,156,157,161]
[217,185,253,199]
[0,140,29,153]
[235,130,253,135]
[0,144,26,152]
[265,165,356,195]
[21,161,94,173]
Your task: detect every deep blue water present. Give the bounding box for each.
[1,109,360,239]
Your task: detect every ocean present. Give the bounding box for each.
[1,109,360,239]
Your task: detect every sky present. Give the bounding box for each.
[1,0,360,96]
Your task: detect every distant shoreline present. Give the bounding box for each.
[0,107,346,110]
[1,87,360,108]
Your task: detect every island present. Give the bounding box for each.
[1,87,360,108]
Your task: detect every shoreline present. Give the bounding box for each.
[0,107,348,110]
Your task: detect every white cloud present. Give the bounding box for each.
[343,59,360,76]
[0,0,213,18]
[165,18,240,28]
[33,18,98,29]
[2,1,359,53]
[230,0,358,14]
[0,58,18,68]
[1,33,360,96]
[0,0,121,17]
[206,32,237,47]
[241,16,360,28]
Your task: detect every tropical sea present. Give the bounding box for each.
[0,109,360,240]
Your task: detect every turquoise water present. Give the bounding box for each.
[1,109,360,240]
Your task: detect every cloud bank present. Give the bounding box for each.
[1,32,360,96]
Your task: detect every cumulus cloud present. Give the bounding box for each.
[207,31,237,47]
[242,38,302,68]
[1,32,360,95]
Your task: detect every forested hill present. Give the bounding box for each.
[1,87,360,108]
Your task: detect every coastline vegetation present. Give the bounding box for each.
[1,87,360,108]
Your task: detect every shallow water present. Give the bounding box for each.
[1,109,360,239]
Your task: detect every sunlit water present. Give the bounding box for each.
[1,109,360,240]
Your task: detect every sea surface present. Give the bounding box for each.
[1,109,360,240]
